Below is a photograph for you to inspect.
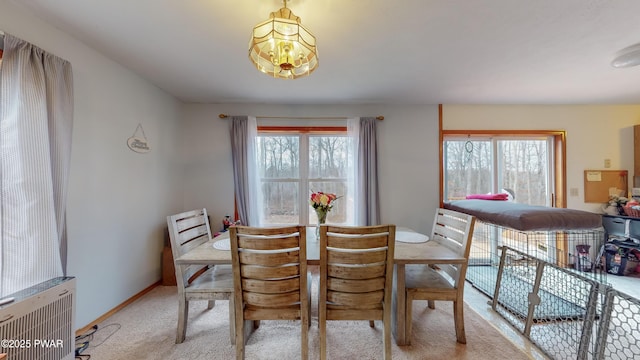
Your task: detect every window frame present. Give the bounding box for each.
[439,129,567,208]
[257,126,349,226]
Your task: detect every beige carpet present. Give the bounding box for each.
[83,278,531,360]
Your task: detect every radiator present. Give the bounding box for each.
[0,277,75,360]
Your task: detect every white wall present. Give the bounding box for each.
[0,1,184,329]
[181,104,440,236]
[443,105,640,212]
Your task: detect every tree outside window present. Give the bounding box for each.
[444,136,552,206]
[257,130,353,225]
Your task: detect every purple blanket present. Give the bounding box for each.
[444,200,602,231]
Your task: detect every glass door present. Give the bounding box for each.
[444,136,555,262]
[444,137,553,205]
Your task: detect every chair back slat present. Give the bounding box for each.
[236,226,301,236]
[327,290,383,307]
[326,233,389,249]
[243,291,301,307]
[169,211,211,252]
[430,208,476,286]
[167,208,213,287]
[242,277,300,294]
[241,264,301,280]
[230,225,308,316]
[178,224,209,241]
[239,249,300,266]
[327,263,387,280]
[327,248,388,265]
[434,223,466,247]
[239,236,300,250]
[436,212,469,233]
[326,277,385,293]
[175,213,207,232]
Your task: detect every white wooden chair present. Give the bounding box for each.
[229,225,310,360]
[166,208,234,344]
[405,208,476,344]
[318,224,396,360]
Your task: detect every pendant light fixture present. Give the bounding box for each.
[248,0,318,79]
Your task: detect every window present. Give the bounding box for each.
[442,130,566,207]
[256,128,354,226]
[441,130,567,265]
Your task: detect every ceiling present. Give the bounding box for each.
[11,0,640,105]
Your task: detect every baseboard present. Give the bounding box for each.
[76,280,162,336]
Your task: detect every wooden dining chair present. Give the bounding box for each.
[404,208,476,344]
[229,225,310,360]
[166,208,235,344]
[318,224,396,360]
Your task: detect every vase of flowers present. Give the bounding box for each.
[310,191,340,238]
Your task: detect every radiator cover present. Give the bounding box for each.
[0,277,75,360]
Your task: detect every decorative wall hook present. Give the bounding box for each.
[127,123,150,153]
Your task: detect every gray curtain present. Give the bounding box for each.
[357,117,380,225]
[0,34,74,295]
[230,116,250,225]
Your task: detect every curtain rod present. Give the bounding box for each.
[218,114,384,121]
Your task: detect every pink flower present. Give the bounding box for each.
[310,190,341,211]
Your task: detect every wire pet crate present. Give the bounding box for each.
[492,246,603,360]
[492,246,640,360]
[466,220,606,298]
[595,287,640,359]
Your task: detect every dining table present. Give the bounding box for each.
[174,226,466,346]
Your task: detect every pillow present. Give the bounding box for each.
[465,193,509,201]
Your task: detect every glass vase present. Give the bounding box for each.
[315,208,328,239]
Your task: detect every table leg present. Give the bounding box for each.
[392,264,407,345]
